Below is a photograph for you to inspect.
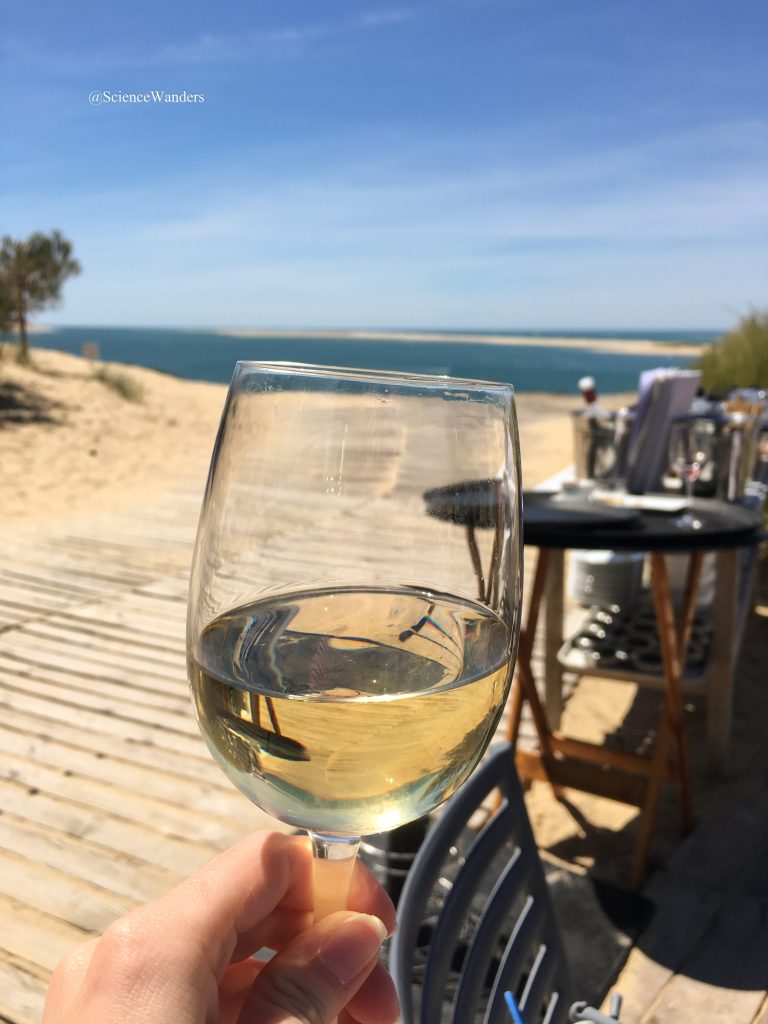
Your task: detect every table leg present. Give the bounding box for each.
[631,711,675,889]
[466,524,486,603]
[649,551,697,834]
[512,545,701,888]
[507,548,552,749]
[677,550,703,656]
[544,549,565,729]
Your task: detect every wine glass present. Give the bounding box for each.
[187,362,522,919]
[668,419,714,529]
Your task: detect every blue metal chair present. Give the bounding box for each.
[389,744,574,1024]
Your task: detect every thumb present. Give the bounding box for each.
[237,911,388,1024]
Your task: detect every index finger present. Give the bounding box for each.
[95,831,312,983]
[232,845,397,961]
[105,830,394,973]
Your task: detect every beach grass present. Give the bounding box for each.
[698,310,768,394]
[92,365,145,402]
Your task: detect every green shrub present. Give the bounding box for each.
[92,366,144,403]
[698,310,768,394]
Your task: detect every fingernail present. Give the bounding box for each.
[319,914,388,986]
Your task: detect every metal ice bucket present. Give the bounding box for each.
[668,410,760,500]
[571,408,635,483]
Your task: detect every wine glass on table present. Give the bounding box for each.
[187,362,522,920]
[668,420,714,530]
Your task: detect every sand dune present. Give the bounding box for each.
[0,346,633,523]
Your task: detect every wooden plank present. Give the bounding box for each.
[0,583,75,612]
[643,974,765,1024]
[0,679,205,749]
[15,619,187,666]
[0,705,234,786]
[549,732,676,780]
[87,592,188,625]
[0,657,190,713]
[0,604,45,628]
[47,535,191,571]
[665,773,768,890]
[0,894,89,974]
[50,607,186,646]
[610,873,722,1023]
[39,614,185,656]
[0,722,253,817]
[0,568,120,602]
[0,954,49,1024]
[0,816,179,904]
[0,554,151,587]
[515,748,648,807]
[0,754,250,847]
[647,892,768,1023]
[0,780,219,874]
[0,852,132,933]
[133,580,191,600]
[0,638,186,686]
[602,947,672,1024]
[0,635,186,685]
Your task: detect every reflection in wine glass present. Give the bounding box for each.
[668,420,714,530]
[187,362,522,920]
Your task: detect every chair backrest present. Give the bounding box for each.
[389,744,574,1024]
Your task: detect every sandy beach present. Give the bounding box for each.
[0,348,223,522]
[0,345,634,523]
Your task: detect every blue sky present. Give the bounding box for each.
[1,0,766,330]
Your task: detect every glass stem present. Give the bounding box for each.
[310,832,360,921]
[685,475,694,512]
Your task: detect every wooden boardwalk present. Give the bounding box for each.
[1,475,767,1023]
[0,486,279,1023]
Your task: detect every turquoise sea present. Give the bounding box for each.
[24,326,719,394]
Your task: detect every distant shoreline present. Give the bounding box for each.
[216,327,706,358]
[25,323,714,357]
[21,325,707,394]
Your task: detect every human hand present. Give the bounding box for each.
[42,830,400,1024]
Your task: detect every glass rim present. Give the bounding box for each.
[233,359,515,394]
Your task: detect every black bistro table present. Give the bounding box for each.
[425,482,764,885]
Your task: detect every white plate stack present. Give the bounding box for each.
[567,549,645,609]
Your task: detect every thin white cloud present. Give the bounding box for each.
[155,9,418,66]
[155,24,328,66]
[356,8,419,29]
[6,116,765,329]
[7,7,421,75]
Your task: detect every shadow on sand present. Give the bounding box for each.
[0,380,67,426]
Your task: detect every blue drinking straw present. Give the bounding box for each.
[504,991,526,1024]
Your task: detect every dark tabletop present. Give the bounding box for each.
[423,481,765,553]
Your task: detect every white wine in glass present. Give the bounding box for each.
[187,363,522,919]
